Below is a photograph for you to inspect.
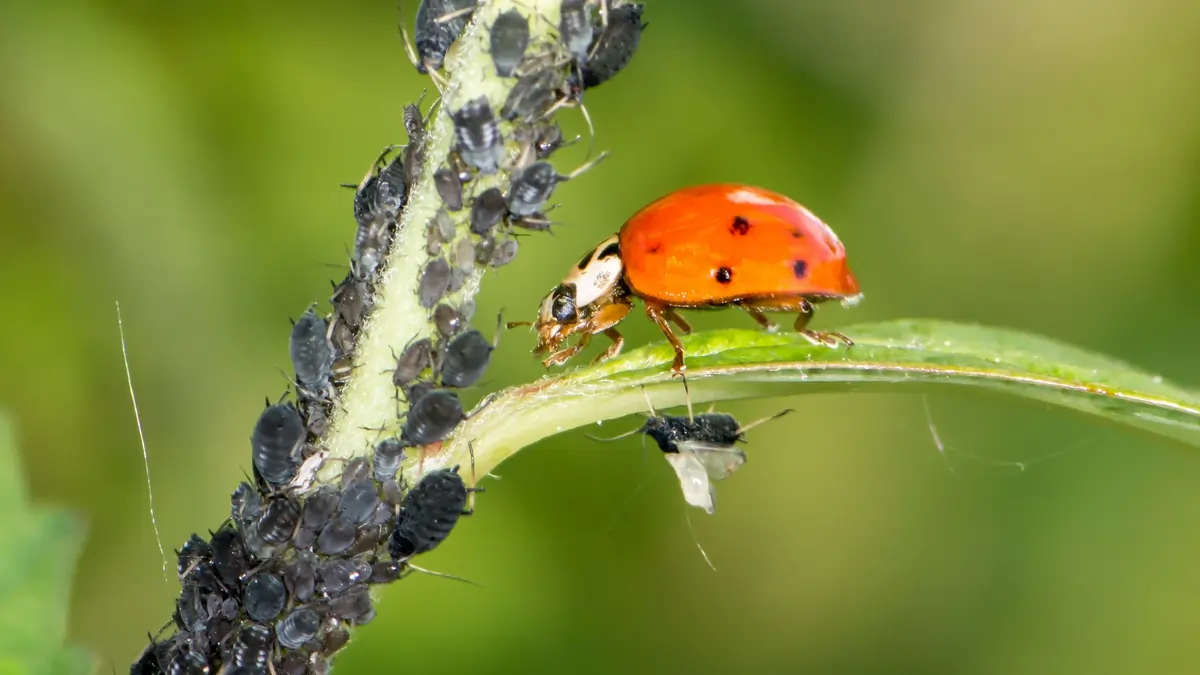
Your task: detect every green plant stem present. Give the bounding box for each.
[436,321,1200,480]
[321,0,564,484]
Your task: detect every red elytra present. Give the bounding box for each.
[513,183,863,375]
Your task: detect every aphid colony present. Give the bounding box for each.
[133,2,649,672]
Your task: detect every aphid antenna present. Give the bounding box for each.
[402,562,483,588]
[467,390,504,419]
[395,11,448,95]
[561,149,610,181]
[433,5,474,24]
[116,301,169,586]
[582,385,654,444]
[736,408,794,436]
[543,96,597,160]
[595,0,610,30]
[504,319,533,329]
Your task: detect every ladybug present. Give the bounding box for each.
[515,183,862,374]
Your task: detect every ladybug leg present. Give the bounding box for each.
[593,328,624,364]
[741,306,780,333]
[544,332,592,367]
[793,299,854,348]
[663,307,692,335]
[644,302,687,376]
[587,300,631,363]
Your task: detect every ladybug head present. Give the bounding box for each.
[532,283,579,352]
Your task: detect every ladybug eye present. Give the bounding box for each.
[550,285,578,323]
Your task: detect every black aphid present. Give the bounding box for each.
[338,480,381,525]
[402,389,464,446]
[418,257,452,309]
[243,571,287,622]
[278,652,308,675]
[474,235,497,265]
[340,457,373,488]
[165,649,209,675]
[210,527,248,588]
[289,309,334,395]
[131,639,173,675]
[331,272,369,331]
[393,337,436,389]
[250,402,305,488]
[580,2,646,89]
[345,522,390,557]
[283,550,317,604]
[276,608,321,650]
[451,97,504,174]
[447,266,466,293]
[469,187,507,235]
[316,516,357,556]
[351,150,406,277]
[370,560,403,584]
[317,559,372,596]
[401,96,429,188]
[439,327,497,389]
[175,582,206,632]
[490,9,530,77]
[433,167,464,211]
[230,482,262,527]
[327,585,374,624]
[501,66,563,123]
[559,0,595,62]
[374,438,406,483]
[413,0,477,74]
[433,303,467,338]
[389,466,471,559]
[177,534,212,577]
[295,486,338,550]
[513,121,567,163]
[232,623,272,674]
[641,412,742,454]
[255,496,302,546]
[322,625,350,654]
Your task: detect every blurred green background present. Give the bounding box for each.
[3,0,1200,672]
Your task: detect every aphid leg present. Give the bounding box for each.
[117,302,169,585]
[505,319,534,329]
[792,298,854,347]
[737,408,794,436]
[644,302,687,376]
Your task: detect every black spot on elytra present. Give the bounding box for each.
[730,216,750,235]
[791,229,804,238]
[646,243,662,254]
[792,260,808,279]
[715,267,733,284]
[598,241,621,259]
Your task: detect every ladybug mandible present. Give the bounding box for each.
[517,183,863,375]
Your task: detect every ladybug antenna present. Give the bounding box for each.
[736,408,794,435]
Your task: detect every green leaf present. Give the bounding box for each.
[0,414,92,675]
[444,319,1200,477]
